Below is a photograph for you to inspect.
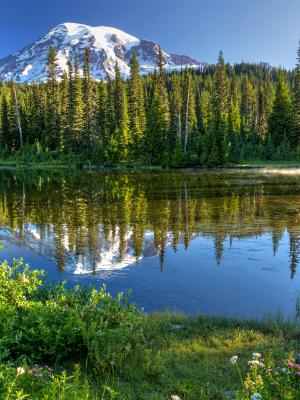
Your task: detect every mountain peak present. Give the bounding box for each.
[0,23,202,83]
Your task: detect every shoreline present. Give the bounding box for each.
[0,160,300,171]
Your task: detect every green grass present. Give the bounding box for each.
[106,313,300,399]
[0,257,299,399]
[1,312,299,399]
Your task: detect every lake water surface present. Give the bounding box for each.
[0,168,300,318]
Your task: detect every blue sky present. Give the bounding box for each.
[1,0,300,69]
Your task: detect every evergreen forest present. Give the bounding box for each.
[1,45,300,166]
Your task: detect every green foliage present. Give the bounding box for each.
[268,72,293,148]
[0,258,144,372]
[231,351,300,400]
[2,44,300,166]
[0,254,299,399]
[0,363,123,399]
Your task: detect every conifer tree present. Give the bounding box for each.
[59,71,69,151]
[182,70,197,156]
[268,71,293,148]
[240,75,257,138]
[69,56,84,149]
[292,40,300,147]
[46,46,60,149]
[7,89,20,151]
[169,74,183,161]
[96,80,109,156]
[83,47,95,150]
[206,52,229,165]
[128,51,146,158]
[114,63,129,160]
[145,47,170,164]
[1,94,10,151]
[228,71,241,161]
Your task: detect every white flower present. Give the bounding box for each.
[248,360,260,366]
[252,352,262,359]
[16,367,25,376]
[170,396,181,400]
[281,367,287,373]
[230,356,238,364]
[251,393,262,400]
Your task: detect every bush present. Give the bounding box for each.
[0,258,144,373]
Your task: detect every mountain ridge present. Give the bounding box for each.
[0,22,203,83]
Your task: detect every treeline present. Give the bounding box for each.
[1,45,300,165]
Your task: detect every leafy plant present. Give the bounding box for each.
[0,258,144,372]
[230,351,300,399]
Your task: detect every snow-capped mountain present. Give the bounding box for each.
[0,22,202,83]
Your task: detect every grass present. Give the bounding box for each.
[2,312,299,399]
[106,313,300,399]
[0,257,299,399]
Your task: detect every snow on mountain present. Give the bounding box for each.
[0,22,203,83]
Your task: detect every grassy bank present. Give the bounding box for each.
[1,258,299,399]
[1,151,300,171]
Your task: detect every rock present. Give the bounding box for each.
[172,324,184,330]
[224,390,236,398]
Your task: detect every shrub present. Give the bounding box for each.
[0,258,144,373]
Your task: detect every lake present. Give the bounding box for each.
[0,168,300,318]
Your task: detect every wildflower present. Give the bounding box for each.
[230,356,238,364]
[296,372,300,377]
[287,362,295,368]
[34,373,44,378]
[170,396,181,400]
[266,368,272,374]
[252,353,261,360]
[16,367,25,376]
[248,360,260,367]
[281,367,287,373]
[251,394,262,400]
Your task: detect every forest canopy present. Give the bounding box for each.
[1,45,300,166]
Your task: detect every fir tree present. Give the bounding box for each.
[145,47,170,164]
[46,46,60,150]
[83,47,95,150]
[69,56,84,150]
[96,80,109,157]
[292,40,300,147]
[206,52,229,166]
[114,63,129,161]
[268,71,293,148]
[128,51,146,158]
[169,74,183,162]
